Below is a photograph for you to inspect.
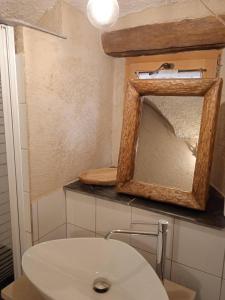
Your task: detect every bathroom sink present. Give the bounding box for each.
[22,238,169,300]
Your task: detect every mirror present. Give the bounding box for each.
[133,95,204,191]
[117,78,222,210]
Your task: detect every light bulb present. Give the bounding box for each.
[87,0,119,29]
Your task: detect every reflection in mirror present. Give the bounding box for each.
[133,96,204,191]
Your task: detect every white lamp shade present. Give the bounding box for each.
[87,0,119,29]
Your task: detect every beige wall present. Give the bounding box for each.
[112,0,225,30]
[15,0,225,202]
[19,2,113,201]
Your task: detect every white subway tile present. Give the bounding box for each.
[38,188,66,238]
[131,207,174,259]
[67,224,95,238]
[171,262,221,300]
[67,191,95,232]
[96,198,131,243]
[39,224,66,243]
[135,247,171,280]
[173,220,225,276]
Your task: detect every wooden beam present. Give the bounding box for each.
[102,15,225,57]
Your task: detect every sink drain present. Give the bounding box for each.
[93,278,111,294]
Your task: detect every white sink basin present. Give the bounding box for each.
[22,238,169,300]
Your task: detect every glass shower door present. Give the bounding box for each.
[0,24,24,295]
[0,74,14,293]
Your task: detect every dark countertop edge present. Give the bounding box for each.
[64,181,225,231]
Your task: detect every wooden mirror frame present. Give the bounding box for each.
[117,78,223,210]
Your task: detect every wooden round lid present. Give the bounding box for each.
[79,168,117,186]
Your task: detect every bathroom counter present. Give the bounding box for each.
[1,276,43,300]
[1,276,195,300]
[64,181,225,229]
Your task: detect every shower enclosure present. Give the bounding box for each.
[0,24,26,293]
[0,74,14,291]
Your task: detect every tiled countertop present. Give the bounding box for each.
[64,181,225,230]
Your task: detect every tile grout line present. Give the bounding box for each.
[37,223,67,242]
[67,223,96,235]
[171,259,223,279]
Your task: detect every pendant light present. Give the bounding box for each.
[87,0,119,29]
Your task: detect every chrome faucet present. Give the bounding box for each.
[104,219,168,281]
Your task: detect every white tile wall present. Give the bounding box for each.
[39,224,66,243]
[131,207,174,259]
[136,248,172,280]
[96,198,131,243]
[171,262,221,300]
[173,220,225,277]
[38,188,66,239]
[30,190,225,300]
[67,191,95,232]
[67,224,95,238]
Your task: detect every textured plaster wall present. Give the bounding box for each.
[111,1,225,196]
[21,2,113,201]
[37,0,63,34]
[112,0,225,30]
[0,0,189,25]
